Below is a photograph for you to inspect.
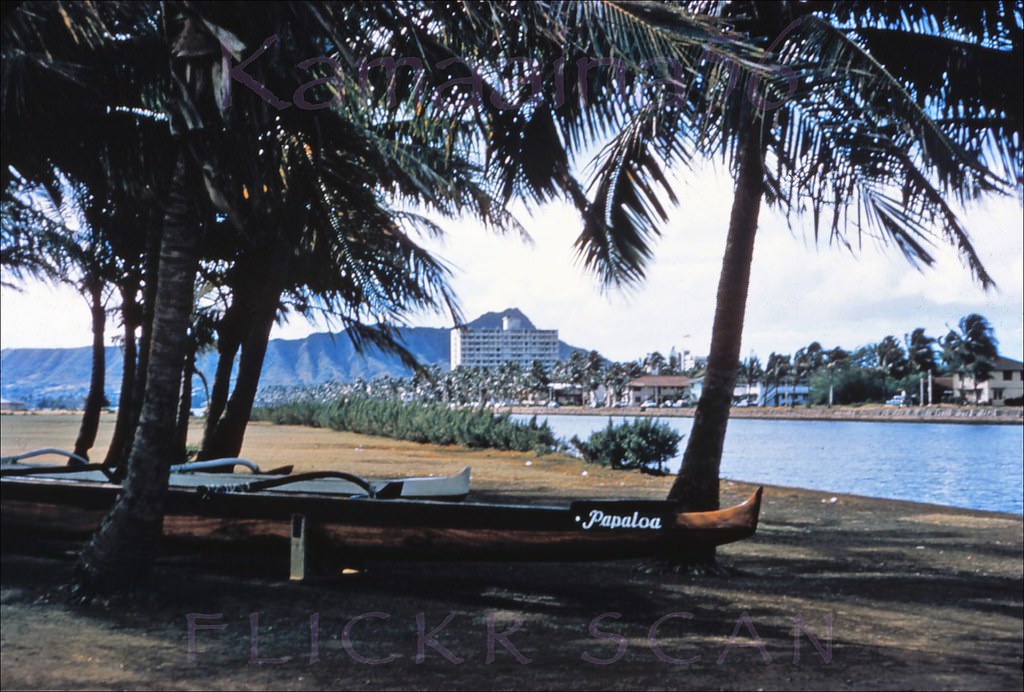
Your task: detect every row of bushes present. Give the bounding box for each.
[251,397,558,453]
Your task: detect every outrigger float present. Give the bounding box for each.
[1,449,762,578]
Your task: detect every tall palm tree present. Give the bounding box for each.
[198,103,527,458]
[741,354,763,405]
[526,360,552,404]
[943,313,1000,402]
[905,328,937,404]
[565,2,1020,539]
[792,342,824,406]
[3,118,162,466]
[823,346,849,408]
[1,177,113,458]
[875,335,909,401]
[764,352,791,407]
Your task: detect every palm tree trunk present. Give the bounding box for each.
[73,156,197,597]
[175,342,196,454]
[108,229,161,467]
[668,126,766,530]
[199,292,279,460]
[73,278,106,461]
[104,293,139,467]
[200,301,244,451]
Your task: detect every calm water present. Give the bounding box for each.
[515,414,1024,514]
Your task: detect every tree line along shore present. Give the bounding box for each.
[508,403,1024,425]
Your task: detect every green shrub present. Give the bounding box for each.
[570,418,682,475]
[252,397,557,453]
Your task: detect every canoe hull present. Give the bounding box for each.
[1,476,761,562]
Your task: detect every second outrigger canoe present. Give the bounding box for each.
[0,451,471,501]
[1,462,762,562]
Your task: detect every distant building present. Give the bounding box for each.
[759,383,810,407]
[0,398,27,412]
[626,375,700,405]
[450,315,559,369]
[951,355,1024,406]
[733,382,762,406]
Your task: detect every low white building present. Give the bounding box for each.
[733,382,762,406]
[759,383,810,407]
[732,382,809,407]
[626,375,700,405]
[952,356,1024,406]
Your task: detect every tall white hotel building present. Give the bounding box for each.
[450,315,559,369]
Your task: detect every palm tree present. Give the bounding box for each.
[562,2,1019,532]
[644,351,668,376]
[792,343,824,406]
[742,354,763,406]
[603,361,632,407]
[905,328,937,405]
[526,360,551,404]
[3,110,162,467]
[906,329,937,375]
[764,352,791,407]
[2,176,113,460]
[943,313,1000,403]
[196,134,511,460]
[875,335,909,401]
[823,346,849,408]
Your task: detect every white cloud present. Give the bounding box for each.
[406,167,1023,362]
[1,280,95,350]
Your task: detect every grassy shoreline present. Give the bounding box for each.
[2,414,1021,690]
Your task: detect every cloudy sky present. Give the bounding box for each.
[2,162,1022,363]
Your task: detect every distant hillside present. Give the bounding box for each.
[1,308,584,407]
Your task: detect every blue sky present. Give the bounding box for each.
[2,163,1022,363]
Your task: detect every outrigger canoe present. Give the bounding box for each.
[0,459,762,564]
[0,451,471,501]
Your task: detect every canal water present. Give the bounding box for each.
[514,414,1024,514]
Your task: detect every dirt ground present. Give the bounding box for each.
[2,414,1022,691]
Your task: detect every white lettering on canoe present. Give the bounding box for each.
[580,510,662,531]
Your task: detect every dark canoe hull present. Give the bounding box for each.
[1,475,762,562]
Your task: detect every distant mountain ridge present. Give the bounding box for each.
[1,308,582,407]
[461,307,537,330]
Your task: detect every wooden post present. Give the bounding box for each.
[290,514,307,581]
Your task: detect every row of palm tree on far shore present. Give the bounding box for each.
[253,312,1004,410]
